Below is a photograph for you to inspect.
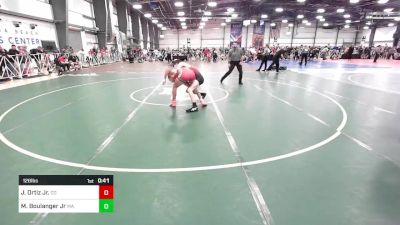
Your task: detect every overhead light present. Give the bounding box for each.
[261,14,268,19]
[337,8,345,13]
[208,1,217,7]
[231,13,238,18]
[204,11,212,16]
[251,19,257,23]
[160,34,165,38]
[288,23,294,27]
[344,24,350,28]
[200,22,206,26]
[275,7,283,12]
[297,0,306,2]
[282,19,288,23]
[174,1,183,7]
[384,8,394,12]
[243,20,251,26]
[179,18,186,22]
[317,8,325,13]
[345,20,351,23]
[286,31,291,35]
[297,14,304,19]
[152,19,158,23]
[182,26,187,29]
[343,14,351,18]
[378,0,389,3]
[349,0,359,3]
[221,22,226,26]
[177,11,185,16]
[306,22,311,26]
[388,22,395,26]
[395,17,400,21]
[366,21,372,25]
[181,22,186,26]
[161,27,167,30]
[302,19,308,24]
[316,15,323,19]
[199,26,204,29]
[323,23,329,26]
[270,22,276,26]
[227,8,235,13]
[157,24,162,27]
[144,13,152,18]
[226,18,232,22]
[363,26,369,29]
[319,18,326,22]
[133,4,142,9]
[201,17,209,21]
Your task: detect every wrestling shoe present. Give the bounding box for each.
[186,106,199,113]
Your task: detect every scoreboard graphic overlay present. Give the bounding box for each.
[19,175,114,213]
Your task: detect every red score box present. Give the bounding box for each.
[99,185,114,199]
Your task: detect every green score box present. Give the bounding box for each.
[99,199,114,213]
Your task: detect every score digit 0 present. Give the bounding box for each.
[99,185,113,199]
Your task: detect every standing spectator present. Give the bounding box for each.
[7,45,20,77]
[30,46,43,70]
[320,46,329,60]
[92,47,98,63]
[256,44,271,71]
[18,46,30,76]
[166,49,172,63]
[77,49,85,62]
[212,49,218,62]
[100,47,106,63]
[373,45,382,63]
[8,45,20,58]
[220,42,245,85]
[0,46,8,77]
[347,45,354,60]
[387,47,396,59]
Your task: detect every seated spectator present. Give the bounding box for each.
[68,53,82,70]
[57,54,70,73]
[68,53,79,63]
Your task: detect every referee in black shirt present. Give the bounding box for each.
[267,48,285,72]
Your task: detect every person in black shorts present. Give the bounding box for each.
[220,42,245,85]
